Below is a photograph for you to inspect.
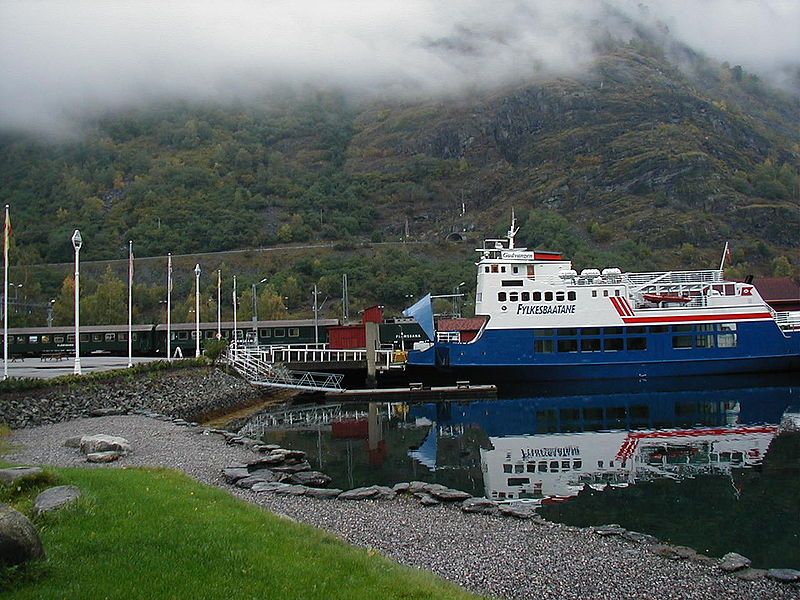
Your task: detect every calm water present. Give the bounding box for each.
[246,374,800,569]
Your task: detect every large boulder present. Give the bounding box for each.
[34,486,81,516]
[719,552,751,572]
[0,504,45,566]
[338,486,396,501]
[80,435,131,455]
[0,467,43,487]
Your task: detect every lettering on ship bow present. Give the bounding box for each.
[517,304,576,315]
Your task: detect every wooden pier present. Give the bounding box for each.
[326,382,496,402]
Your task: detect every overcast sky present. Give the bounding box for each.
[1,0,798,135]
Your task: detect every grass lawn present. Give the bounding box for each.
[1,466,483,600]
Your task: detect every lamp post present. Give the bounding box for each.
[251,277,268,332]
[71,229,82,375]
[194,264,201,358]
[216,269,221,340]
[232,275,238,356]
[453,282,465,317]
[167,253,172,361]
[47,299,55,328]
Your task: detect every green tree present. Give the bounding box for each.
[772,256,794,277]
[82,267,126,325]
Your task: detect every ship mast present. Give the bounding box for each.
[507,208,519,249]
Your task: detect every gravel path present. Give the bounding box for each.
[8,416,799,600]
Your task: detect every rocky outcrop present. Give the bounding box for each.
[0,367,268,429]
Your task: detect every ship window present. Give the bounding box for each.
[502,280,523,287]
[550,461,559,471]
[592,290,597,297]
[696,334,715,348]
[628,326,646,334]
[527,265,535,278]
[544,291,554,301]
[581,338,601,352]
[582,328,600,336]
[534,339,554,353]
[538,462,548,472]
[558,339,578,353]
[521,292,530,301]
[512,266,519,274]
[567,291,576,301]
[614,289,621,296]
[509,292,519,302]
[562,461,570,470]
[604,338,623,351]
[598,461,604,468]
[507,478,529,487]
[573,460,582,469]
[672,336,693,349]
[535,329,553,336]
[673,324,692,333]
[720,323,737,332]
[604,327,622,335]
[697,324,715,332]
[533,291,542,301]
[476,292,482,302]
[718,333,737,348]
[503,464,512,473]
[54,336,64,343]
[557,328,577,336]
[628,337,647,351]
[497,292,507,302]
[556,291,565,301]
[514,464,524,473]
[649,326,668,333]
[491,265,498,273]
[500,266,506,273]
[484,266,490,273]
[603,290,609,297]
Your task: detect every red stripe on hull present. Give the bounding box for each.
[622,312,773,324]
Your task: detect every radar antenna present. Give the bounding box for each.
[507,208,519,249]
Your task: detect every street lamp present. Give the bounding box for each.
[453,282,465,317]
[252,277,268,332]
[71,229,82,375]
[194,263,201,358]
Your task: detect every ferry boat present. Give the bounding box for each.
[406,216,800,382]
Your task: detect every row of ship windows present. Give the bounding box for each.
[503,459,586,474]
[498,290,578,302]
[535,334,738,353]
[533,323,737,337]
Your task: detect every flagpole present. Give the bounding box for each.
[232,275,237,357]
[167,253,172,362]
[719,241,729,271]
[127,240,133,368]
[3,205,9,380]
[217,269,221,339]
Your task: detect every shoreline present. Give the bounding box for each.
[7,415,797,600]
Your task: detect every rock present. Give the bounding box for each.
[288,471,332,488]
[247,468,281,483]
[392,482,411,493]
[338,486,396,501]
[622,531,659,545]
[221,467,251,484]
[0,504,45,566]
[235,476,273,489]
[33,486,81,515]
[461,498,498,514]
[424,485,471,501]
[246,455,286,468]
[271,461,312,474]
[594,524,626,536]
[650,545,696,560]
[408,481,428,493]
[417,493,440,506]
[720,552,751,572]
[86,451,121,463]
[273,484,308,496]
[89,407,126,417]
[63,436,83,448]
[498,504,534,519]
[269,449,306,460]
[734,568,767,581]
[0,467,43,486]
[767,568,800,582]
[80,434,131,455]
[671,546,698,560]
[259,444,281,451]
[304,488,343,500]
[251,482,292,493]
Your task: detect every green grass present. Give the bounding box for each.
[0,467,482,600]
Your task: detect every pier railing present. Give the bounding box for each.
[224,345,345,392]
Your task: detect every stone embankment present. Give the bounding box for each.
[0,367,269,429]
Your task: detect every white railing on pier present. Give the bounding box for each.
[238,403,376,436]
[255,343,404,372]
[224,345,345,392]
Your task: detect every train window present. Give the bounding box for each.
[190,331,198,340]
[544,291,553,301]
[567,291,576,301]
[274,329,285,338]
[16,336,26,343]
[258,328,270,338]
[67,334,75,343]
[289,328,299,337]
[92,334,102,342]
[118,333,127,341]
[205,331,215,339]
[41,335,50,344]
[178,331,188,340]
[80,334,89,343]
[105,333,116,342]
[29,336,38,344]
[54,336,64,343]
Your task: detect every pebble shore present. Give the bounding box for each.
[8,415,798,600]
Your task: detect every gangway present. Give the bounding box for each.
[223,345,345,392]
[238,403,381,437]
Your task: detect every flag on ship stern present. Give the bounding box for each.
[403,294,434,341]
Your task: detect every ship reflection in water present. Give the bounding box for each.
[254,374,799,568]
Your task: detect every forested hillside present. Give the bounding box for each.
[0,34,798,326]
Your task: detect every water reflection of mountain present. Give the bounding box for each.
[408,376,798,503]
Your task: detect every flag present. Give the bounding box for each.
[403,293,434,341]
[3,206,10,255]
[726,244,733,264]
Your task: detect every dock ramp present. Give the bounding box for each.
[223,346,345,392]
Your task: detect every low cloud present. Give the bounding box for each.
[0,1,797,135]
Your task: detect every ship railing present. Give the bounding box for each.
[622,269,723,292]
[774,311,800,332]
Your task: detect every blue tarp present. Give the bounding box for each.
[403,293,435,340]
